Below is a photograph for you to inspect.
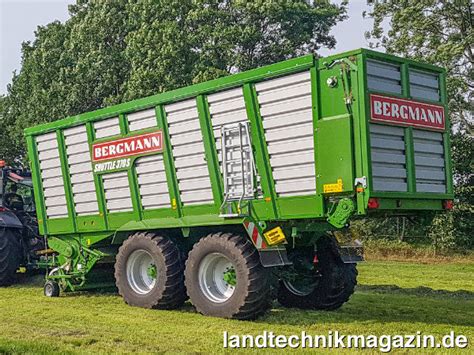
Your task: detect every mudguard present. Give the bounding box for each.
[0,211,23,229]
[332,231,364,263]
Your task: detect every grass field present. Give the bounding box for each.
[0,261,472,354]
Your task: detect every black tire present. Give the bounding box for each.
[0,228,21,287]
[115,232,186,309]
[185,233,271,320]
[278,235,358,310]
[44,280,60,297]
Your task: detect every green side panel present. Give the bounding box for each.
[107,211,138,230]
[315,116,354,195]
[46,217,74,234]
[276,195,320,218]
[317,65,349,119]
[76,215,106,232]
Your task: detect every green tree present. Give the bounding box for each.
[365,0,473,131]
[1,0,346,164]
[3,21,72,162]
[123,0,347,99]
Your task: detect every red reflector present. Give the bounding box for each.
[313,255,319,264]
[0,207,6,212]
[443,200,454,210]
[368,198,380,209]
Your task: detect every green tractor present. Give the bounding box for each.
[0,161,44,286]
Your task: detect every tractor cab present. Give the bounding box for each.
[0,161,35,213]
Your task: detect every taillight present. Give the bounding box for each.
[367,198,380,209]
[443,200,454,210]
[0,206,6,212]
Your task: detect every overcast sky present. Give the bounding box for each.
[0,0,378,96]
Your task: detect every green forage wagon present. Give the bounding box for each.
[23,49,453,319]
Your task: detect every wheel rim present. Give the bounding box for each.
[283,278,317,297]
[198,253,236,303]
[126,249,157,295]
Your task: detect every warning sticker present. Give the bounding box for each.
[323,178,344,193]
[263,227,287,246]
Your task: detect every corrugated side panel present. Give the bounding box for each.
[409,69,440,102]
[135,155,170,209]
[165,99,214,205]
[64,125,99,216]
[370,124,408,192]
[367,59,402,95]
[127,108,170,209]
[36,132,68,219]
[207,88,261,198]
[127,108,157,131]
[102,172,133,213]
[413,129,446,193]
[255,71,316,197]
[94,117,120,139]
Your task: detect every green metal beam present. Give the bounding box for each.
[405,127,416,193]
[309,65,325,217]
[196,95,223,208]
[56,130,77,232]
[25,135,48,235]
[84,122,109,230]
[156,105,182,217]
[243,83,278,219]
[119,113,143,221]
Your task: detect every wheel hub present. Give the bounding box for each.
[282,252,320,296]
[126,249,157,295]
[198,253,236,303]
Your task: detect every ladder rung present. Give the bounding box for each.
[224,158,252,164]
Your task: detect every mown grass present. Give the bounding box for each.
[363,239,474,264]
[0,261,472,354]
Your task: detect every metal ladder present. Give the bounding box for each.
[219,122,256,217]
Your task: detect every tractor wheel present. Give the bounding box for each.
[115,232,187,309]
[278,235,357,310]
[0,228,21,287]
[184,233,271,320]
[44,280,60,297]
